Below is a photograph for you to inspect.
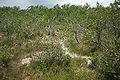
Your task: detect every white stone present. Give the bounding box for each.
[21,57,32,65]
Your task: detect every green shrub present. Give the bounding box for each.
[93,50,120,80]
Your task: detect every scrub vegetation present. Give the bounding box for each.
[0,0,120,80]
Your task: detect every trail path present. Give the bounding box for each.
[21,38,92,65]
[60,38,92,65]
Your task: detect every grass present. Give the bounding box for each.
[25,51,100,80]
[64,38,91,56]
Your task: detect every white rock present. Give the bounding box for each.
[21,57,32,65]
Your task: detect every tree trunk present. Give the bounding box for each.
[74,31,80,44]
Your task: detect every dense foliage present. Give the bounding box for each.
[0,0,120,80]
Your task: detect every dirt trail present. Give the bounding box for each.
[21,38,92,65]
[60,38,92,65]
